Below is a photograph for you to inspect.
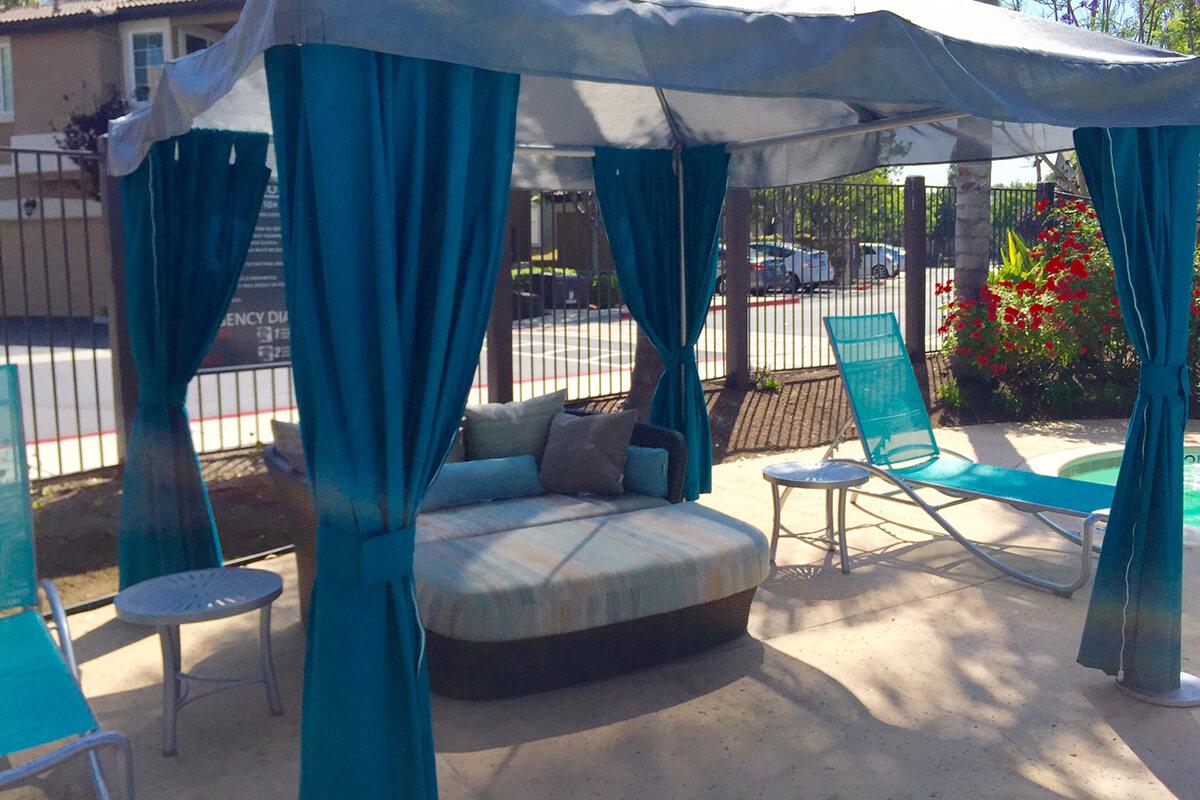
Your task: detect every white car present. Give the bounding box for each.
[860,243,906,278]
[749,242,833,293]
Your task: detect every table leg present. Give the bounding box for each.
[824,489,835,547]
[837,488,851,575]
[158,625,181,757]
[260,604,284,716]
[769,480,782,565]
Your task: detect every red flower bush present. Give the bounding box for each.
[943,198,1200,416]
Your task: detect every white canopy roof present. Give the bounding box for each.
[107,0,1200,187]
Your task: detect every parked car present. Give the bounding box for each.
[860,243,906,278]
[715,245,789,295]
[716,242,833,295]
[751,242,833,293]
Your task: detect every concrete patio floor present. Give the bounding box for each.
[6,420,1199,800]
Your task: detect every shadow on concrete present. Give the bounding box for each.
[1083,680,1200,800]
[73,617,156,666]
[433,638,767,753]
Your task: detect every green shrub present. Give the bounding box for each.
[936,380,962,409]
[990,384,1021,416]
[512,265,579,294]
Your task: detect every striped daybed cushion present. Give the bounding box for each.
[416,492,670,545]
[414,502,769,642]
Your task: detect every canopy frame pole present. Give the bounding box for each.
[513,106,970,160]
[655,88,690,422]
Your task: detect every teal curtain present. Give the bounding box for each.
[117,129,270,588]
[265,45,519,798]
[593,146,729,500]
[1075,126,1200,693]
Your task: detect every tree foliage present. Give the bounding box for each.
[1006,0,1200,54]
[54,87,131,199]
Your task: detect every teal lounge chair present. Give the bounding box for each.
[0,366,135,799]
[823,313,1110,597]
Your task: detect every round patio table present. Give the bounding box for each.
[114,567,284,756]
[762,461,870,571]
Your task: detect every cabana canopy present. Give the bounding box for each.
[106,4,1200,798]
[108,0,1200,184]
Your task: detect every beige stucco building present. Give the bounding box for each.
[0,0,241,317]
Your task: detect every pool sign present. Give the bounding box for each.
[201,182,290,371]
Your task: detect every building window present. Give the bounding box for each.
[0,40,12,122]
[130,31,165,102]
[183,34,208,54]
[177,26,222,56]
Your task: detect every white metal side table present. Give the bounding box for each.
[114,567,284,756]
[763,461,870,571]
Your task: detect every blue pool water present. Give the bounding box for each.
[1063,450,1200,528]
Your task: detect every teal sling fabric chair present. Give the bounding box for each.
[0,366,135,799]
[823,313,1111,597]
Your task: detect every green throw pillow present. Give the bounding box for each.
[463,390,566,462]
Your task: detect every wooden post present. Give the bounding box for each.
[97,136,138,462]
[903,175,928,365]
[486,189,526,404]
[723,188,751,389]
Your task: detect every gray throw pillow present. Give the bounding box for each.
[463,390,566,462]
[270,419,308,475]
[539,411,638,495]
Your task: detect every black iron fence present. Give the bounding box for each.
[0,147,116,481]
[738,182,1042,372]
[2,149,1046,480]
[503,192,725,403]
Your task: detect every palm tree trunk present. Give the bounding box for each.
[950,95,994,405]
[624,327,662,423]
[953,157,992,304]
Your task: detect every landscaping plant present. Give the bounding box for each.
[750,365,782,393]
[940,196,1200,419]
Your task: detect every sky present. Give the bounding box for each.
[899,155,1043,188]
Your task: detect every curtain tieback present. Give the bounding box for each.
[660,346,696,371]
[1139,364,1189,398]
[138,379,189,407]
[323,524,415,588]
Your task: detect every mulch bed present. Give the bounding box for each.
[33,454,292,608]
[584,355,955,462]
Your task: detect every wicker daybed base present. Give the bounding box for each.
[426,586,757,700]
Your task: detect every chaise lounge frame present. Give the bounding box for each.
[822,313,1109,598]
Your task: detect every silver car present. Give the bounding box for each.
[715,245,788,295]
[860,243,906,278]
[750,242,834,293]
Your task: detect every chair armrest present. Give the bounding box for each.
[39,579,79,681]
[263,445,318,528]
[0,729,134,799]
[262,444,309,485]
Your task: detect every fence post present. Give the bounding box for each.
[487,189,525,404]
[903,175,928,366]
[723,188,751,389]
[97,136,138,463]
